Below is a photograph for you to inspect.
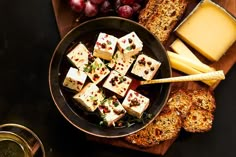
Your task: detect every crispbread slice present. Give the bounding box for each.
[152,106,182,141]
[167,89,192,118]
[188,89,216,113]
[124,106,181,147]
[183,105,214,133]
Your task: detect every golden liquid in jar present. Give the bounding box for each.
[0,132,32,157]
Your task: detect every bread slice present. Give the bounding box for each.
[124,106,181,147]
[182,105,214,133]
[152,106,182,141]
[188,89,216,113]
[138,0,188,43]
[138,0,159,25]
[167,89,192,118]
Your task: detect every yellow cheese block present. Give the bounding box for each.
[175,0,236,62]
[167,51,215,73]
[170,38,202,64]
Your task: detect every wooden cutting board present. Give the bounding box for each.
[51,0,236,155]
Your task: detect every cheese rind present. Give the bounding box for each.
[117,32,143,58]
[107,50,135,75]
[62,67,87,92]
[103,70,132,97]
[93,32,118,61]
[84,58,110,84]
[67,43,90,70]
[131,54,161,80]
[122,89,150,118]
[175,0,236,61]
[73,83,105,112]
[98,96,126,126]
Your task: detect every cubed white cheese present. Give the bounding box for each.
[73,83,105,112]
[98,95,126,126]
[122,89,150,118]
[62,67,87,92]
[103,70,132,97]
[107,50,135,75]
[67,43,91,70]
[131,54,161,80]
[83,58,110,84]
[117,32,143,58]
[93,32,118,61]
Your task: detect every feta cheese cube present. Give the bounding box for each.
[103,70,132,97]
[73,83,105,112]
[84,58,110,84]
[93,32,118,61]
[131,54,161,80]
[67,43,91,70]
[122,89,150,118]
[62,67,87,92]
[98,96,126,126]
[107,50,135,75]
[117,32,143,58]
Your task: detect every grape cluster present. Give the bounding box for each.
[69,0,145,19]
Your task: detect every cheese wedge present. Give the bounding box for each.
[167,51,215,73]
[168,53,216,86]
[170,38,202,64]
[175,0,236,61]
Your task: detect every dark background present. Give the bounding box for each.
[0,0,235,157]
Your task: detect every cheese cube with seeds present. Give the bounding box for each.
[93,32,118,61]
[67,43,91,70]
[98,96,126,126]
[122,89,150,118]
[117,32,143,58]
[62,67,87,92]
[84,58,110,84]
[73,83,105,112]
[131,54,161,80]
[103,70,132,97]
[108,50,135,75]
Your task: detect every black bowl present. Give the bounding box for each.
[49,16,172,138]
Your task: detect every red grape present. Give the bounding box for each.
[84,0,98,17]
[117,5,133,19]
[121,0,135,5]
[69,0,85,13]
[90,0,106,5]
[132,2,141,14]
[114,0,121,10]
[100,0,113,14]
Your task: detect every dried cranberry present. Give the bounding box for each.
[128,38,132,43]
[131,44,136,49]
[93,100,98,106]
[93,74,99,80]
[101,43,106,49]
[147,61,152,65]
[138,57,145,65]
[130,98,140,106]
[103,107,110,113]
[144,70,149,74]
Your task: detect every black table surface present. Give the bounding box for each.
[0,1,235,157]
